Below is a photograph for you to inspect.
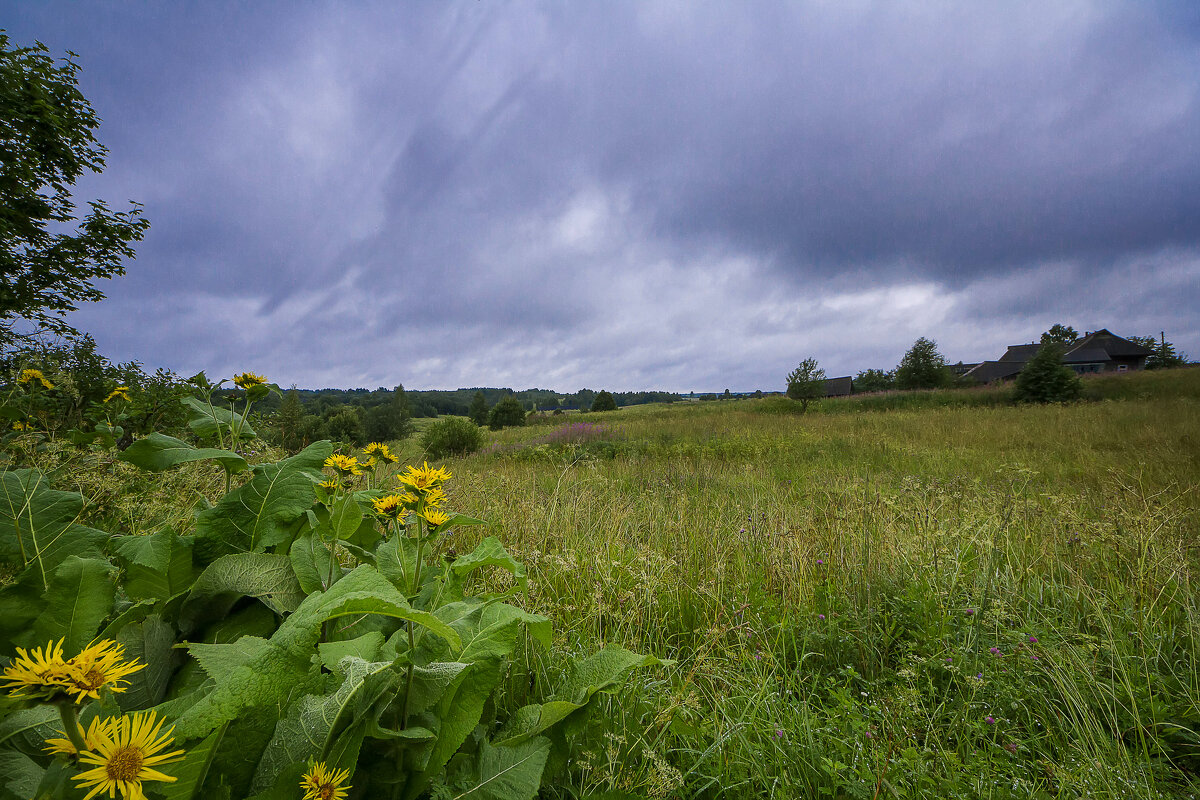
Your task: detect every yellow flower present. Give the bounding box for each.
[363,443,399,464]
[18,368,54,390]
[421,487,447,509]
[362,456,377,469]
[2,640,73,700]
[318,478,341,492]
[372,493,417,520]
[44,715,115,757]
[12,421,29,431]
[324,454,362,476]
[104,387,132,403]
[301,760,351,800]
[63,640,145,702]
[419,507,451,528]
[233,372,267,389]
[73,710,185,800]
[396,461,452,494]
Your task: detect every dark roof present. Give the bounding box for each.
[1066,329,1154,359]
[1061,347,1110,364]
[823,376,853,397]
[998,344,1041,362]
[963,361,1023,382]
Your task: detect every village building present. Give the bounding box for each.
[963,329,1154,383]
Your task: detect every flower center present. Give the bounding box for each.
[75,667,106,690]
[318,783,336,800]
[105,746,144,781]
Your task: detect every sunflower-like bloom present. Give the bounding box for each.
[104,386,132,403]
[372,493,417,520]
[73,710,185,800]
[318,478,341,492]
[301,760,351,800]
[419,507,451,528]
[12,421,29,431]
[396,462,452,494]
[421,487,447,509]
[44,715,116,757]
[362,456,377,469]
[63,640,145,702]
[363,442,399,464]
[18,368,54,390]
[232,372,267,389]
[2,640,73,700]
[324,454,362,476]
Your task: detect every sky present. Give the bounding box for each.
[4,1,1199,392]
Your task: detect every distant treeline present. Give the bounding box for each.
[256,386,681,418]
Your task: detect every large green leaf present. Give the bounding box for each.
[0,469,107,587]
[181,552,307,630]
[416,599,551,665]
[251,656,403,792]
[289,532,340,594]
[448,737,551,800]
[115,614,176,711]
[495,647,668,746]
[29,555,117,652]
[193,441,332,560]
[0,751,44,800]
[174,566,460,740]
[182,396,257,440]
[114,527,197,601]
[119,432,248,474]
[159,725,227,800]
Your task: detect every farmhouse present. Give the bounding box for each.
[963,328,1154,383]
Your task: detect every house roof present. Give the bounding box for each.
[1061,347,1110,364]
[998,344,1041,362]
[823,376,853,397]
[1065,329,1154,359]
[962,361,1023,382]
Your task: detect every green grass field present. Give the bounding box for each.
[422,370,1200,797]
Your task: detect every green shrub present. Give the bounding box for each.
[488,397,527,430]
[1013,343,1082,403]
[590,390,617,412]
[421,415,484,457]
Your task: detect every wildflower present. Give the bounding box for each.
[73,710,185,800]
[44,716,115,757]
[362,456,377,469]
[232,372,267,390]
[817,614,825,620]
[1005,742,1018,754]
[363,442,398,463]
[318,478,341,492]
[12,421,28,431]
[1027,635,1038,643]
[421,487,447,508]
[773,729,784,739]
[989,647,1002,656]
[2,640,73,700]
[301,760,351,800]
[372,493,416,520]
[419,507,451,528]
[985,716,996,725]
[18,368,54,390]
[815,559,824,565]
[965,608,975,615]
[63,640,145,703]
[104,387,132,403]
[396,461,452,493]
[324,454,362,476]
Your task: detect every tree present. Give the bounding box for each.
[590,390,617,412]
[1041,324,1078,346]
[364,384,414,441]
[468,391,488,426]
[786,357,825,412]
[324,406,365,445]
[0,35,150,343]
[273,387,305,452]
[421,416,483,458]
[854,368,895,393]
[1013,343,1082,404]
[1130,334,1189,370]
[895,338,952,390]
[487,397,526,430]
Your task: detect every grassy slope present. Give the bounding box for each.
[435,369,1200,798]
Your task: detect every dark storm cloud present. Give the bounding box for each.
[3,1,1198,389]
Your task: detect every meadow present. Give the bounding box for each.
[3,368,1198,798]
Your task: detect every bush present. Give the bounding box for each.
[488,397,527,430]
[590,390,617,412]
[422,415,484,457]
[1013,343,1082,404]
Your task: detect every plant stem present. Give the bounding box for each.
[56,702,87,755]
[400,514,428,730]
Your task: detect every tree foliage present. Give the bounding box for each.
[1129,335,1189,370]
[590,390,617,412]
[421,416,484,459]
[1013,343,1082,404]
[1041,324,1079,346]
[854,368,895,393]
[786,357,825,412]
[468,391,489,426]
[488,397,526,430]
[895,338,952,390]
[0,35,149,342]
[364,383,413,442]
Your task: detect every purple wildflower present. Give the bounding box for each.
[1028,635,1038,643]
[965,608,976,615]
[774,728,785,739]
[985,716,996,725]
[817,614,825,620]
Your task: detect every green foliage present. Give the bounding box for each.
[468,391,489,426]
[422,416,484,459]
[895,336,953,390]
[1041,323,1079,346]
[364,383,413,442]
[271,388,305,453]
[590,390,617,412]
[488,397,527,430]
[853,368,894,393]
[1129,334,1189,369]
[0,34,149,341]
[322,406,365,446]
[1013,343,1083,403]
[786,357,825,412]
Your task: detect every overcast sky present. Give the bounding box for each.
[5,1,1199,391]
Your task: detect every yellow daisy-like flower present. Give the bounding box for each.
[232,372,267,389]
[396,461,452,494]
[18,368,54,390]
[419,507,451,528]
[73,710,185,800]
[362,456,377,469]
[12,421,29,431]
[2,639,73,700]
[104,387,132,403]
[63,640,145,702]
[44,715,116,757]
[363,443,399,464]
[301,760,351,800]
[372,493,417,520]
[318,478,341,492]
[324,454,362,476]
[421,487,447,509]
